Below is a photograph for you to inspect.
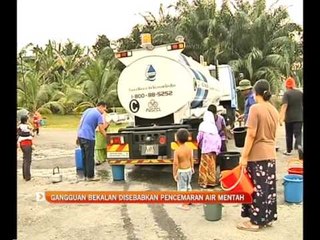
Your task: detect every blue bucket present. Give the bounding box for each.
[75,147,83,170]
[111,165,125,181]
[40,119,46,126]
[283,174,303,203]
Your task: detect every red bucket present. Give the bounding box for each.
[220,166,254,195]
[288,167,303,175]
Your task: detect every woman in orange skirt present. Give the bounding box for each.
[197,111,221,188]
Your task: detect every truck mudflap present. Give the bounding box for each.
[107,143,129,159]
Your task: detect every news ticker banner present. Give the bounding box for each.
[36,191,252,204]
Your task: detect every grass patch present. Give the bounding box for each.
[41,114,128,132]
[41,114,82,129]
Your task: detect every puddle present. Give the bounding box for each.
[95,165,201,189]
[126,166,175,187]
[97,169,111,180]
[125,165,203,190]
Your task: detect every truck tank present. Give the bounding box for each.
[116,42,222,126]
[106,40,224,171]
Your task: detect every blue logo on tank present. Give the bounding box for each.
[145,65,156,81]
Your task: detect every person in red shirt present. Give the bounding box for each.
[33,111,41,135]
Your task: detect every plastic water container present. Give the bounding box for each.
[288,167,303,175]
[220,166,254,194]
[233,127,247,147]
[283,174,303,203]
[75,147,83,170]
[203,204,222,221]
[111,165,125,181]
[218,152,240,172]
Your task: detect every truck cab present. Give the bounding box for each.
[208,64,238,127]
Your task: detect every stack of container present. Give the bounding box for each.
[283,152,303,203]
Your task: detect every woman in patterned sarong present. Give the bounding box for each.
[237,79,279,231]
[197,111,221,188]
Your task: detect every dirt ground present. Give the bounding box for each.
[17,126,303,240]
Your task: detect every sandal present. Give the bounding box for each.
[236,221,260,232]
[189,203,202,206]
[207,183,219,188]
[265,221,273,227]
[176,205,190,211]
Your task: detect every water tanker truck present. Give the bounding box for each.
[106,35,237,173]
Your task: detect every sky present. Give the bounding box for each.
[17,0,303,51]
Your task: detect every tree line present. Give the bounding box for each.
[17,0,302,114]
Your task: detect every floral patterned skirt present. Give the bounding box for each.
[198,153,217,186]
[241,159,277,226]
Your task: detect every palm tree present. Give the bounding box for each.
[139,3,180,45]
[73,59,120,112]
[175,0,217,61]
[17,70,66,113]
[175,0,232,64]
[227,0,302,93]
[117,3,180,51]
[17,40,92,113]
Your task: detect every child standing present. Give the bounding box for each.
[173,128,194,210]
[32,111,41,135]
[17,115,34,181]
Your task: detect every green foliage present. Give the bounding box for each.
[92,35,110,57]
[78,58,120,106]
[17,39,120,114]
[42,114,128,132]
[41,114,82,129]
[17,0,303,113]
[270,95,282,111]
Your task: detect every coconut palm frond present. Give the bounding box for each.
[73,102,95,113]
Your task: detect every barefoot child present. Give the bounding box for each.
[173,128,194,210]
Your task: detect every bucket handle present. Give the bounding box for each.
[220,166,245,191]
[53,166,60,175]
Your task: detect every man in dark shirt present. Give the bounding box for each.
[280,77,303,155]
